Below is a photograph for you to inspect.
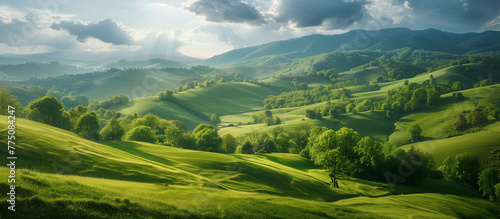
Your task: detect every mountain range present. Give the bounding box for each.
[203,28,500,66]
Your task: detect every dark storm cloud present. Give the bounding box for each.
[272,0,368,29]
[51,18,134,45]
[399,0,500,32]
[185,0,266,25]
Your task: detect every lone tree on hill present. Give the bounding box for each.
[408,123,422,142]
[210,113,221,125]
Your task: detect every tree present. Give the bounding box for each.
[309,130,343,188]
[75,112,101,140]
[158,89,174,100]
[0,88,22,115]
[193,124,214,134]
[408,123,422,142]
[345,103,356,113]
[426,88,440,106]
[210,113,221,125]
[24,96,72,130]
[177,132,197,150]
[405,146,433,184]
[132,113,160,131]
[354,99,373,112]
[452,112,468,130]
[470,109,488,127]
[100,117,124,140]
[237,141,254,154]
[194,124,222,152]
[68,105,88,124]
[495,183,500,202]
[376,76,384,83]
[453,92,465,101]
[163,125,185,146]
[386,110,394,119]
[452,81,465,91]
[264,110,273,117]
[221,133,237,153]
[275,132,292,153]
[355,137,384,179]
[478,167,500,201]
[124,125,158,143]
[274,117,281,125]
[490,107,500,120]
[439,153,480,185]
[305,109,316,119]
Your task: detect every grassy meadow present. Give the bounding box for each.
[1,117,499,218]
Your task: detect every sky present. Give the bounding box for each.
[1,0,500,60]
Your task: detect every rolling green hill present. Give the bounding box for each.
[1,116,499,218]
[0,62,90,81]
[80,68,201,100]
[0,81,42,105]
[114,80,297,129]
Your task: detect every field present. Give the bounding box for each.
[1,116,499,218]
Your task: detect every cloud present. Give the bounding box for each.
[378,0,500,32]
[185,0,266,25]
[51,18,135,45]
[270,0,368,30]
[199,24,246,48]
[137,32,185,58]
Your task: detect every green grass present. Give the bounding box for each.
[3,168,499,218]
[220,103,393,142]
[81,69,202,100]
[386,85,500,164]
[2,116,498,218]
[400,121,500,165]
[116,80,297,129]
[172,82,285,115]
[338,66,388,84]
[113,96,207,129]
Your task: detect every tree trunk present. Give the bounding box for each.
[333,165,339,188]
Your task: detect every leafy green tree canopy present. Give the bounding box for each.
[124,125,158,143]
[75,112,101,140]
[100,117,124,140]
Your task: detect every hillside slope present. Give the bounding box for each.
[1,117,499,218]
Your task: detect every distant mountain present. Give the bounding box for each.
[1,50,202,65]
[0,55,26,65]
[0,62,91,81]
[203,28,500,66]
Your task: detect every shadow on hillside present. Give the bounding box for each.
[258,154,315,172]
[101,141,177,167]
